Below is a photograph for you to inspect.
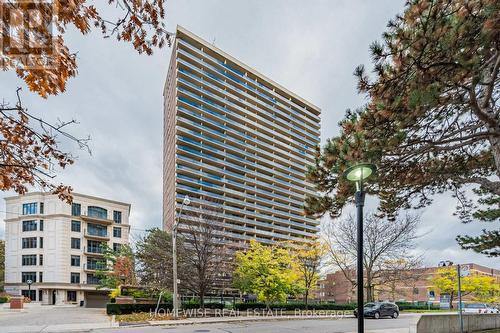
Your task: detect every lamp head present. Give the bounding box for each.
[343,163,376,183]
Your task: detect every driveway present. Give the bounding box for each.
[0,304,112,332]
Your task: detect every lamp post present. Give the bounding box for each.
[344,163,376,333]
[26,279,33,301]
[438,260,464,333]
[172,195,190,319]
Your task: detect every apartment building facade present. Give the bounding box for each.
[3,192,130,307]
[163,26,321,245]
[314,263,500,305]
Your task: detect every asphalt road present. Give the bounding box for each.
[92,314,418,333]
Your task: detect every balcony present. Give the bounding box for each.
[84,246,105,257]
[81,214,114,225]
[83,262,106,272]
[84,229,109,240]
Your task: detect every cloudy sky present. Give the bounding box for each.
[1,0,498,268]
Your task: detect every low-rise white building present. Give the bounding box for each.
[3,192,130,307]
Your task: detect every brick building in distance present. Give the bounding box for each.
[314,263,500,305]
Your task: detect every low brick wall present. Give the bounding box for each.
[413,313,500,333]
[9,296,24,309]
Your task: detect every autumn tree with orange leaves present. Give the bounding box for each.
[1,0,171,200]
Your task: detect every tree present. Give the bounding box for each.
[233,240,301,309]
[292,242,325,308]
[0,240,4,291]
[96,244,136,290]
[135,228,183,289]
[178,201,231,309]
[1,89,89,201]
[430,266,500,308]
[306,0,500,257]
[324,213,422,302]
[1,0,171,199]
[1,0,172,97]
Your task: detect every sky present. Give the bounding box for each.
[0,0,498,268]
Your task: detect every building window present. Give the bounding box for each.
[39,272,43,283]
[40,202,44,214]
[38,290,43,302]
[21,290,36,301]
[113,227,121,238]
[22,255,37,266]
[113,211,122,224]
[87,223,107,237]
[22,237,37,249]
[71,238,81,249]
[88,206,108,219]
[113,243,122,253]
[21,272,36,283]
[87,274,100,285]
[22,220,37,232]
[39,220,44,231]
[71,255,80,267]
[71,203,81,216]
[87,258,105,271]
[22,203,37,215]
[39,237,43,248]
[67,290,77,302]
[87,240,104,254]
[70,272,80,284]
[39,254,43,266]
[71,220,81,232]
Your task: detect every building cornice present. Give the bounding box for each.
[4,191,131,212]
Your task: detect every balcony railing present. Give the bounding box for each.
[84,246,105,255]
[84,228,109,239]
[83,263,106,271]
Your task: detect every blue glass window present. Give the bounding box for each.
[22,220,37,232]
[22,203,37,215]
[87,206,107,219]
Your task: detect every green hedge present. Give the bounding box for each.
[106,301,225,315]
[395,302,439,311]
[234,302,357,311]
[106,303,173,315]
[0,296,9,303]
[182,301,225,309]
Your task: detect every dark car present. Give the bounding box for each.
[353,302,399,319]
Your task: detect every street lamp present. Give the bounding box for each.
[172,195,190,319]
[26,279,33,301]
[344,163,376,333]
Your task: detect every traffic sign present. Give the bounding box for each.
[460,265,470,277]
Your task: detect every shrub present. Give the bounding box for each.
[233,302,356,311]
[106,303,173,315]
[395,302,439,311]
[181,300,225,310]
[106,301,225,315]
[0,296,9,303]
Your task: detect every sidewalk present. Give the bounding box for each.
[3,322,118,333]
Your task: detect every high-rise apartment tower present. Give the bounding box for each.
[163,26,321,245]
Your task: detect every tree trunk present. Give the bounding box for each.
[200,292,205,309]
[305,290,309,309]
[489,134,500,182]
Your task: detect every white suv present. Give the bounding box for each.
[463,303,499,314]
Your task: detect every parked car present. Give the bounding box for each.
[354,302,400,319]
[463,303,500,314]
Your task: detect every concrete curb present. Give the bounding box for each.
[145,314,351,327]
